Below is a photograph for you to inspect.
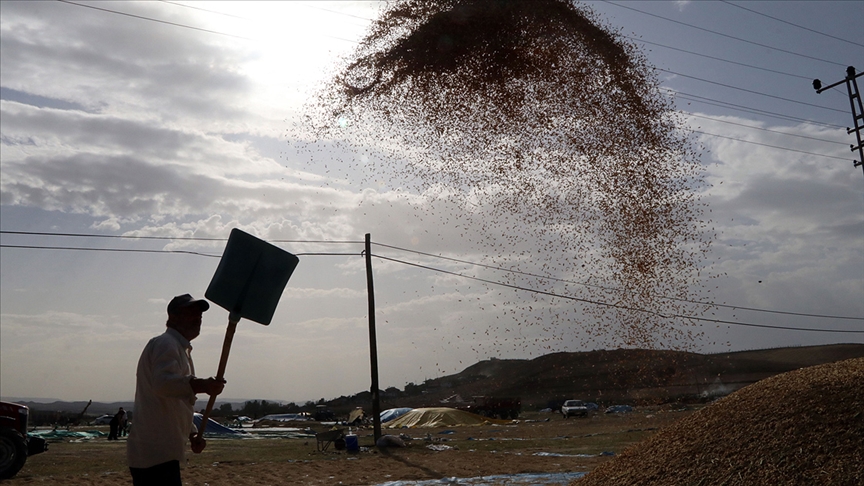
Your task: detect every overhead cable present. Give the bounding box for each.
[56,0,358,44]
[56,0,253,40]
[371,254,864,333]
[671,91,846,129]
[0,230,362,244]
[0,243,356,258]
[625,36,814,81]
[3,235,860,323]
[689,130,852,161]
[658,68,847,114]
[719,0,864,48]
[1,243,221,258]
[604,1,848,67]
[683,113,849,146]
[371,242,863,321]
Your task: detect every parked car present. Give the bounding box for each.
[90,414,115,425]
[561,400,589,418]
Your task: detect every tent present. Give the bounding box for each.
[380,407,413,423]
[193,413,246,435]
[384,407,509,428]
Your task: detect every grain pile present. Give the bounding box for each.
[574,357,864,485]
[295,0,716,352]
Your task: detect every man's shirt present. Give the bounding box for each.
[127,327,198,469]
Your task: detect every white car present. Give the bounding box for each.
[90,414,115,425]
[561,400,589,418]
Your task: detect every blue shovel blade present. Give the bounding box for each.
[205,228,299,325]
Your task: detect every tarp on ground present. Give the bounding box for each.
[605,405,633,414]
[375,471,586,485]
[256,413,310,422]
[28,429,105,440]
[193,413,246,435]
[380,407,413,423]
[384,407,509,428]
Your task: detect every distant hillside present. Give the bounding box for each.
[13,344,864,418]
[381,343,864,409]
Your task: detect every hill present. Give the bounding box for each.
[11,343,864,419]
[374,343,864,409]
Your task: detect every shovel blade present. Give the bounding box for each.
[205,228,299,325]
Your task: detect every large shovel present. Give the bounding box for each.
[197,228,299,437]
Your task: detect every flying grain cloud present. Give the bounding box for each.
[297,0,717,351]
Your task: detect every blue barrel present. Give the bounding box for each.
[345,434,359,452]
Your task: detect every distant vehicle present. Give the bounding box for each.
[313,405,335,422]
[561,400,589,418]
[90,414,115,425]
[0,401,48,479]
[455,396,521,419]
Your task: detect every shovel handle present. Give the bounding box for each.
[197,316,239,438]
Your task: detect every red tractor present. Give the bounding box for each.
[0,401,48,479]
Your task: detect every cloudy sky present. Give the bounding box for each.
[1,1,862,405]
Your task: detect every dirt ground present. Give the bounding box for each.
[7,408,694,485]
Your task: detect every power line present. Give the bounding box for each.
[56,0,253,40]
[719,0,864,49]
[0,230,362,244]
[0,243,357,258]
[604,1,848,67]
[0,243,220,258]
[58,0,849,131]
[371,242,863,321]
[3,235,860,324]
[689,130,851,162]
[371,254,864,334]
[671,91,846,129]
[295,2,376,22]
[158,0,253,22]
[683,113,849,146]
[57,0,359,44]
[164,0,376,24]
[625,35,814,81]
[658,68,847,114]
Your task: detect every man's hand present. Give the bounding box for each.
[190,377,226,396]
[190,434,206,453]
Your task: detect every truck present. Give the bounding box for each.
[1,401,48,479]
[455,396,521,419]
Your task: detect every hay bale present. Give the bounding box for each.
[575,357,864,485]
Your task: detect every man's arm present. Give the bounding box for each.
[190,377,225,396]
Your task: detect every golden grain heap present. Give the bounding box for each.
[574,357,864,485]
[299,0,716,351]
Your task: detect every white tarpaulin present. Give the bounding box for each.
[384,407,509,428]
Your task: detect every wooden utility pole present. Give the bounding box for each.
[365,233,382,442]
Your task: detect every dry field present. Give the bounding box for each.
[6,407,694,485]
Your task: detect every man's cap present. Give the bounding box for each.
[167,294,210,314]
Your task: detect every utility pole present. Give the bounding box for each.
[813,66,864,177]
[364,233,382,442]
